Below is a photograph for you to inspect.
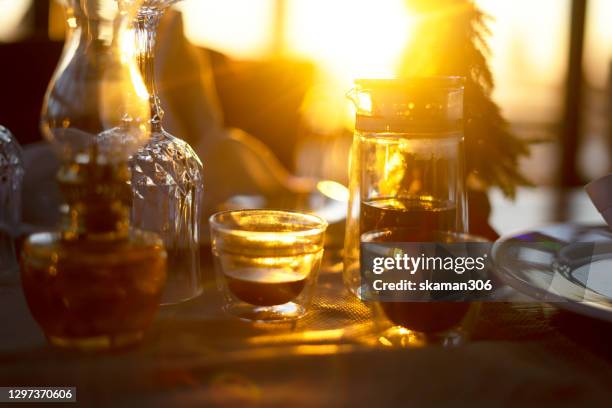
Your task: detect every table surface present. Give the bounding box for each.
[1,247,611,407]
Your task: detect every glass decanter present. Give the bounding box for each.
[343,78,468,297]
[21,0,167,351]
[344,78,478,346]
[129,0,204,305]
[0,125,23,284]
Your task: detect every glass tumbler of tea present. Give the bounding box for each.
[210,210,327,322]
[344,77,468,296]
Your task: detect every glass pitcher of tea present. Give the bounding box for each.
[343,77,467,297]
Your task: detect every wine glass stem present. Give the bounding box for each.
[135,11,164,132]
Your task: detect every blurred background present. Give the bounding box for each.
[0,0,611,234]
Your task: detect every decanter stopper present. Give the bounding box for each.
[0,125,24,283]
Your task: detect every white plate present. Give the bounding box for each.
[491,223,612,322]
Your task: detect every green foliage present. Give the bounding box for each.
[401,0,532,198]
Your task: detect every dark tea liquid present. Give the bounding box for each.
[361,197,470,333]
[380,302,471,333]
[360,197,456,235]
[224,268,307,306]
[21,233,166,346]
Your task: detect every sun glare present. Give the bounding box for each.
[181,0,413,85]
[286,0,413,84]
[180,0,275,58]
[286,0,413,131]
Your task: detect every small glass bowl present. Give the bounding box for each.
[210,210,328,322]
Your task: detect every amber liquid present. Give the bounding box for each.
[361,197,470,333]
[21,232,166,349]
[360,197,456,236]
[224,268,307,306]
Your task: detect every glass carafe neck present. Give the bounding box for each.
[134,10,164,132]
[65,1,130,46]
[58,155,131,241]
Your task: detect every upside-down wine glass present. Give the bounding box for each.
[130,0,204,305]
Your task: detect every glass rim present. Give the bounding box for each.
[209,209,328,237]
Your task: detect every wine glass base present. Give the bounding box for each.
[376,325,469,348]
[225,302,306,323]
[47,331,145,351]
